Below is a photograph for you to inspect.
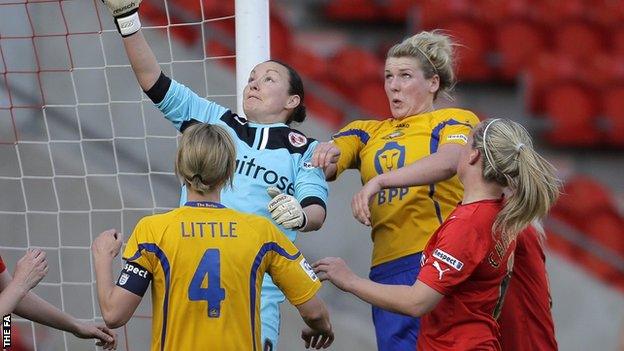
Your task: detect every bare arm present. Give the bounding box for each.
[93,230,142,329]
[376,143,461,188]
[295,296,334,349]
[122,30,161,91]
[300,204,326,232]
[352,143,462,225]
[0,271,28,317]
[313,257,443,317]
[0,249,47,316]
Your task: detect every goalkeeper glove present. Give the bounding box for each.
[101,0,142,37]
[267,187,307,230]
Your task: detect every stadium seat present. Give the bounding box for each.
[531,0,587,26]
[584,213,624,257]
[383,0,420,22]
[552,176,615,224]
[413,0,472,30]
[329,46,383,91]
[357,82,391,119]
[525,53,580,113]
[441,19,494,81]
[270,16,293,61]
[324,0,382,21]
[554,21,605,62]
[496,20,546,80]
[287,46,328,81]
[543,83,601,146]
[305,93,345,128]
[602,87,624,147]
[475,0,532,25]
[613,27,624,57]
[588,0,624,28]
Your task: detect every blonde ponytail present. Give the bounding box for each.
[175,123,236,195]
[473,119,561,242]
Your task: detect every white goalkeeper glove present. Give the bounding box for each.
[267,187,307,230]
[101,0,142,37]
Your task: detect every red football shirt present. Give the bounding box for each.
[0,255,5,274]
[417,199,515,351]
[498,226,558,350]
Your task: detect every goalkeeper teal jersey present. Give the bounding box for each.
[155,78,328,242]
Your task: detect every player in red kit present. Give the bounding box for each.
[499,224,558,350]
[314,118,561,351]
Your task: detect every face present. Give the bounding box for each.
[242,61,299,123]
[384,56,439,119]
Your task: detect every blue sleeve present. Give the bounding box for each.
[294,141,329,208]
[155,79,229,131]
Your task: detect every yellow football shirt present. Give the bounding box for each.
[121,202,321,351]
[332,108,480,266]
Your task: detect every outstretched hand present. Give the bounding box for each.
[311,141,340,170]
[12,249,48,293]
[73,322,117,350]
[312,257,358,292]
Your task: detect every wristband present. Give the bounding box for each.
[115,10,141,37]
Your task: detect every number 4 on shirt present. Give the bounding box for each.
[188,249,226,318]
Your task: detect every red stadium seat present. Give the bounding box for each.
[584,213,624,257]
[324,0,382,21]
[270,16,293,61]
[552,176,615,224]
[554,21,605,62]
[602,87,624,147]
[306,93,345,129]
[357,82,391,119]
[383,0,419,22]
[531,0,587,26]
[442,19,494,81]
[613,27,624,57]
[475,0,532,25]
[588,0,624,29]
[287,46,328,81]
[525,53,580,113]
[413,0,472,30]
[496,20,546,80]
[329,46,383,92]
[543,83,600,146]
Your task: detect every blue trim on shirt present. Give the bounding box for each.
[249,242,301,351]
[428,119,472,224]
[333,129,370,144]
[184,201,226,208]
[127,243,171,351]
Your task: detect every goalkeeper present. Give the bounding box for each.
[101,1,329,349]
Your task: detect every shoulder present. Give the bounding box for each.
[332,119,382,144]
[264,126,318,155]
[432,108,480,126]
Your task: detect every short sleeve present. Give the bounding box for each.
[122,219,155,274]
[418,219,489,295]
[265,225,321,305]
[156,78,229,131]
[438,111,480,148]
[331,120,371,179]
[295,141,329,209]
[0,255,5,274]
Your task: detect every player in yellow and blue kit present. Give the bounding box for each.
[312,31,479,350]
[92,123,334,351]
[99,1,329,349]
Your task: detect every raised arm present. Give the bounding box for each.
[0,249,47,316]
[101,0,160,90]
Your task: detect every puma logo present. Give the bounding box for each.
[433,261,450,280]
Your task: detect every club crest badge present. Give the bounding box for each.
[288,132,307,147]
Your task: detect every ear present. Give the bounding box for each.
[285,95,301,110]
[429,74,440,94]
[468,148,480,165]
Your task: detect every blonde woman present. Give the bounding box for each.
[314,119,561,351]
[312,30,479,349]
[92,124,333,351]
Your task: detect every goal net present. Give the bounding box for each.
[0,0,238,349]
